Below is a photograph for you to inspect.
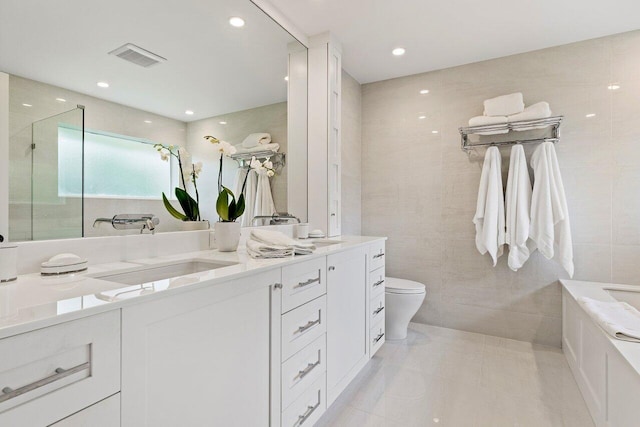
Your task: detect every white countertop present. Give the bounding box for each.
[0,235,385,339]
[562,279,640,376]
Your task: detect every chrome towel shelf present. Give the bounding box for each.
[229,150,286,171]
[459,116,563,151]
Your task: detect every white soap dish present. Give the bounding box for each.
[41,253,88,276]
[308,229,326,238]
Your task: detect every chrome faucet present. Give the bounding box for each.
[251,213,301,226]
[93,214,160,234]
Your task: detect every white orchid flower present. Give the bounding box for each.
[160,152,169,162]
[193,162,203,175]
[250,156,263,170]
[263,159,273,170]
[267,169,275,178]
[178,147,190,158]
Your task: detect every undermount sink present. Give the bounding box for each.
[311,239,346,247]
[94,259,237,286]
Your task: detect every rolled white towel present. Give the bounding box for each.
[508,102,553,131]
[242,133,272,148]
[483,93,525,117]
[578,297,640,342]
[468,115,509,135]
[233,143,280,154]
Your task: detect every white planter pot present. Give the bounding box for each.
[214,221,241,252]
[180,220,210,231]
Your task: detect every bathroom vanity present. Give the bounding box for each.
[0,236,386,426]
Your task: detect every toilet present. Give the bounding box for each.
[385,277,426,340]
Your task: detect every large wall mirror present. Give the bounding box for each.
[0,0,307,241]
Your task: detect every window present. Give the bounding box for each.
[58,126,172,198]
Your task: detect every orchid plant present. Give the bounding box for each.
[204,135,275,222]
[155,143,203,222]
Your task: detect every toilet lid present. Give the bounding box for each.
[385,277,426,295]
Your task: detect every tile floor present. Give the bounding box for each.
[317,323,594,427]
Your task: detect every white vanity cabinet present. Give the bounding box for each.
[121,269,279,427]
[0,311,120,427]
[326,247,367,405]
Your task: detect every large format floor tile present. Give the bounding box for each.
[317,323,593,427]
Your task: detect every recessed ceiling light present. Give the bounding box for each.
[432,130,439,134]
[144,120,152,124]
[284,76,289,81]
[219,121,227,125]
[185,110,194,115]
[419,89,429,95]
[97,81,109,88]
[229,17,245,27]
[55,97,66,102]
[392,47,406,56]
[585,113,596,118]
[418,115,426,119]
[607,84,620,90]
[22,103,32,107]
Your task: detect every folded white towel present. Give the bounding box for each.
[468,115,509,135]
[483,93,525,117]
[578,297,640,342]
[530,142,574,277]
[508,102,552,130]
[505,144,535,271]
[246,239,294,259]
[242,133,272,148]
[473,146,505,266]
[250,229,315,255]
[233,143,280,154]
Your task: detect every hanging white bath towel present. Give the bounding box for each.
[505,144,535,271]
[254,169,277,217]
[473,146,505,266]
[530,142,574,277]
[239,169,258,227]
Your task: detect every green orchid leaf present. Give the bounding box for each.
[175,187,198,221]
[235,193,245,220]
[162,192,188,220]
[216,189,229,221]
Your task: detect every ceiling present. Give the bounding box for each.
[0,0,299,121]
[268,0,640,84]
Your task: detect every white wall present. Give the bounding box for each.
[0,73,8,242]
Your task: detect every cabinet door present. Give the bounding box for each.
[326,248,367,404]
[121,270,279,427]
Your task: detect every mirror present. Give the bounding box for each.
[0,0,307,241]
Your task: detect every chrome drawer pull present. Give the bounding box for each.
[296,390,321,426]
[297,353,321,381]
[373,306,385,316]
[297,316,321,334]
[273,283,283,290]
[0,361,91,404]
[294,270,321,289]
[373,252,385,259]
[373,279,384,287]
[373,332,385,344]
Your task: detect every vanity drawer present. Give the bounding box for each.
[370,320,386,357]
[0,311,120,426]
[282,374,326,427]
[281,334,326,409]
[369,266,385,298]
[368,241,386,272]
[281,257,326,313]
[282,295,327,361]
[370,292,386,325]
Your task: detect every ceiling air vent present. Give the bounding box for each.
[108,43,166,68]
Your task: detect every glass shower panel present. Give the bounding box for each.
[31,107,84,240]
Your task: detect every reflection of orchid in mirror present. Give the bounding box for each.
[250,156,275,177]
[154,143,202,222]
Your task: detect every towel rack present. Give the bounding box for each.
[229,150,286,172]
[459,116,563,151]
